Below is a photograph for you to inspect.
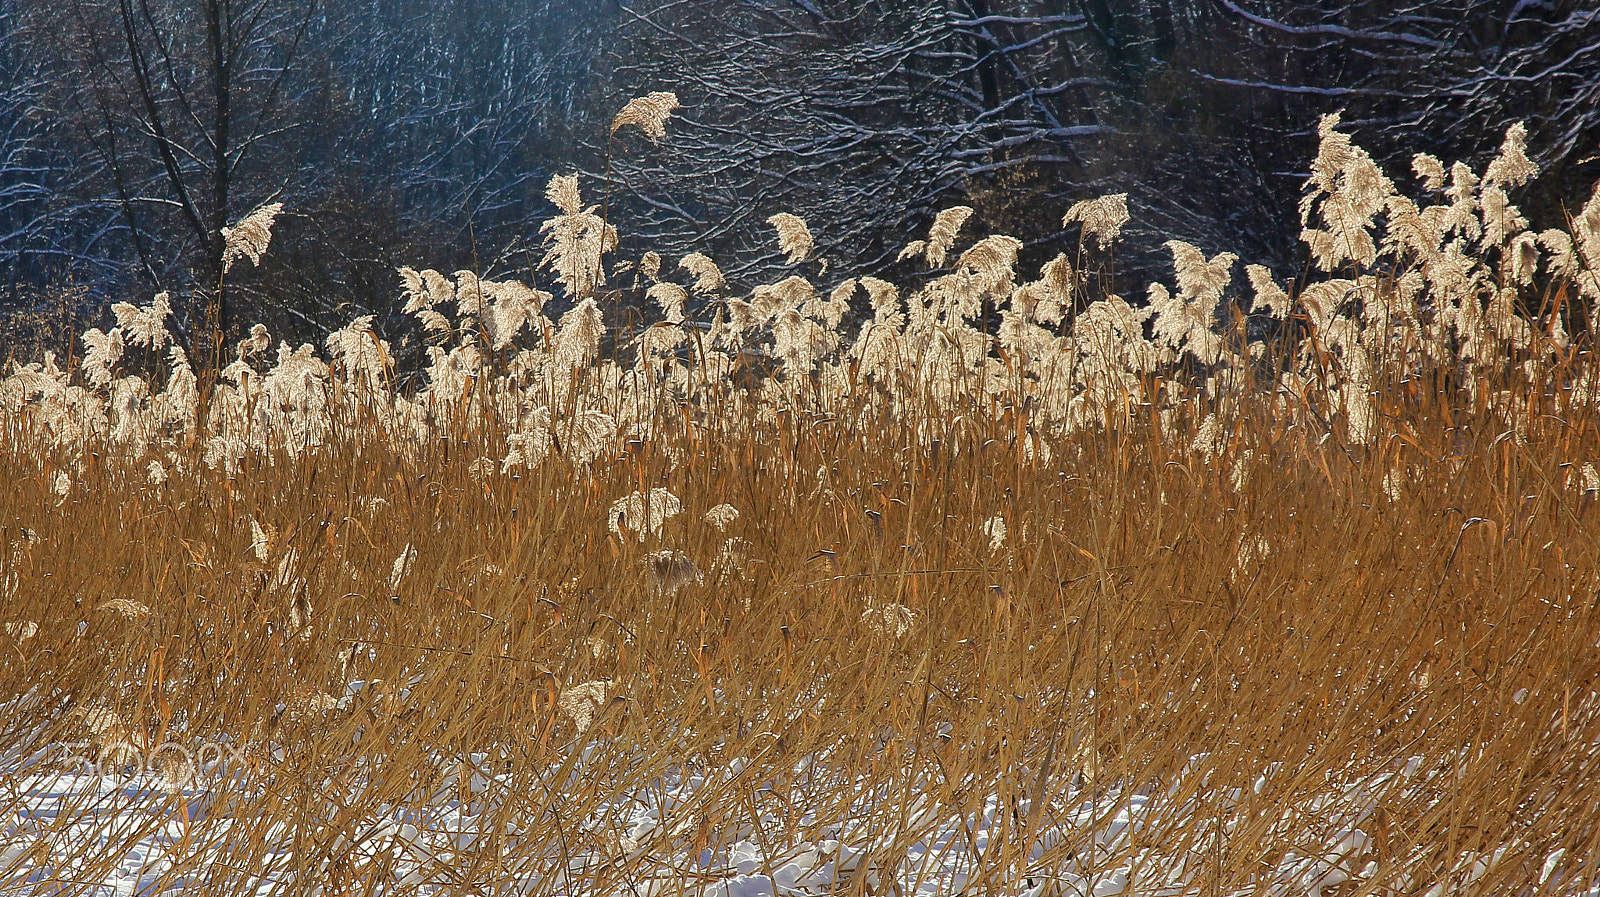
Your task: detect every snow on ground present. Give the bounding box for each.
[3,751,1589,896]
[0,685,1591,896]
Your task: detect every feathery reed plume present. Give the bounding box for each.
[1246,264,1291,319]
[643,549,701,594]
[558,679,615,732]
[955,234,1023,296]
[97,598,152,621]
[1484,122,1538,187]
[399,266,432,313]
[503,407,552,472]
[453,270,488,317]
[416,308,451,335]
[546,174,583,216]
[324,316,392,389]
[389,544,417,590]
[81,327,124,387]
[1166,240,1237,304]
[111,293,172,350]
[1151,241,1235,364]
[982,515,1007,554]
[467,456,496,481]
[1301,113,1393,270]
[680,253,725,294]
[609,488,681,541]
[1413,153,1447,191]
[221,203,284,274]
[631,251,661,283]
[703,503,739,531]
[551,298,605,371]
[767,213,814,265]
[1063,193,1130,249]
[237,323,271,360]
[560,409,616,466]
[861,599,916,639]
[1031,254,1075,324]
[1192,412,1226,463]
[920,206,974,268]
[482,278,549,350]
[648,283,689,324]
[860,277,902,326]
[541,176,616,299]
[249,519,277,560]
[610,91,680,140]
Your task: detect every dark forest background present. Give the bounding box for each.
[1,0,1596,357]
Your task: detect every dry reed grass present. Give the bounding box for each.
[0,106,1598,896]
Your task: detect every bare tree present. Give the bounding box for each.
[0,4,111,291]
[6,0,1594,355]
[0,6,46,284]
[3,0,614,354]
[1199,1,1600,201]
[603,0,1600,294]
[10,0,322,371]
[321,0,609,269]
[600,1,1109,289]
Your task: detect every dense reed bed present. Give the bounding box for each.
[1,105,1598,895]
